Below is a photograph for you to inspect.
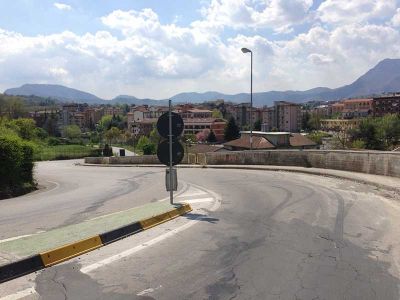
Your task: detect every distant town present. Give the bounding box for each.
[0,90,399,157]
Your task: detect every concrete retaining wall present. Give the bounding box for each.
[84,150,400,178]
[204,150,400,178]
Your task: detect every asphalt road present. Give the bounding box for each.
[0,160,168,239]
[1,161,400,299]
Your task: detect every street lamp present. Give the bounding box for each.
[241,47,253,151]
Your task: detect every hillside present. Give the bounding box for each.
[4,58,400,106]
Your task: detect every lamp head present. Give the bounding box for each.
[241,48,252,53]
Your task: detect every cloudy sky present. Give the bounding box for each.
[1,0,400,99]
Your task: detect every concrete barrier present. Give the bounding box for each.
[204,150,400,178]
[85,150,400,178]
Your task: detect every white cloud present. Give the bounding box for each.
[195,0,313,33]
[54,2,72,11]
[391,8,400,26]
[317,0,396,24]
[1,3,400,99]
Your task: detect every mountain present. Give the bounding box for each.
[4,58,400,106]
[110,95,168,106]
[4,84,105,104]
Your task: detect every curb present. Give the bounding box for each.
[0,203,192,284]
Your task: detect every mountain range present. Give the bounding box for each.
[4,58,400,106]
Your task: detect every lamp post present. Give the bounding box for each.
[241,47,253,151]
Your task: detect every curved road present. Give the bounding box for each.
[1,160,400,299]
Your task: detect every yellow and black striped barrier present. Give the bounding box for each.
[0,203,192,283]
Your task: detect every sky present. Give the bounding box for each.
[1,0,400,99]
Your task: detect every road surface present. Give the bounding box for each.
[1,160,400,299]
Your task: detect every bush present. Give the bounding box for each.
[47,137,61,146]
[351,139,366,149]
[103,144,113,157]
[0,133,36,199]
[142,143,156,155]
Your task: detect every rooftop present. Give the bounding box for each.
[240,131,291,135]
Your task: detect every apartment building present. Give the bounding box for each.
[373,94,400,117]
[342,98,373,118]
[262,101,301,132]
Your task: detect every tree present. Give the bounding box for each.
[104,127,121,145]
[254,119,262,131]
[307,113,321,131]
[301,111,311,131]
[149,127,161,145]
[207,130,217,143]
[9,118,37,140]
[99,115,113,132]
[136,136,150,150]
[64,125,81,142]
[224,117,240,141]
[142,143,156,155]
[212,109,223,119]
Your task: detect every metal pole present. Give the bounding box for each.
[168,99,173,205]
[250,51,253,151]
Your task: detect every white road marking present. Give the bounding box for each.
[81,183,221,274]
[0,287,37,300]
[45,180,60,192]
[136,285,162,296]
[177,197,214,204]
[0,231,44,244]
[176,191,207,198]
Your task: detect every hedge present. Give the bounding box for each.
[0,134,36,199]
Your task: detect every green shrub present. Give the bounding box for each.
[0,133,36,199]
[142,143,156,155]
[351,139,366,149]
[47,137,61,146]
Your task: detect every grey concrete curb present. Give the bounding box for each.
[77,163,400,194]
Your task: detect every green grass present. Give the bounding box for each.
[34,145,102,161]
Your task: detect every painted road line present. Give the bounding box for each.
[0,231,45,244]
[0,287,37,300]
[177,197,214,204]
[136,285,162,296]
[81,218,201,274]
[0,235,34,244]
[81,186,221,274]
[176,191,207,198]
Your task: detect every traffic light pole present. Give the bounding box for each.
[168,99,173,205]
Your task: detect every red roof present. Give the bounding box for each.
[224,136,275,150]
[289,133,317,147]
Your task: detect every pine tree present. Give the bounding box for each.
[207,130,217,143]
[224,117,240,141]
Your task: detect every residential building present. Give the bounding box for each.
[373,94,400,116]
[183,118,226,141]
[261,101,301,132]
[61,103,88,130]
[320,119,362,131]
[342,98,373,119]
[104,106,123,116]
[331,102,345,116]
[84,108,104,129]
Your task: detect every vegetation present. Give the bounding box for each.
[207,130,217,143]
[224,117,240,141]
[0,120,36,198]
[307,131,331,145]
[349,114,400,150]
[212,109,223,118]
[63,125,81,141]
[34,145,101,161]
[254,119,262,131]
